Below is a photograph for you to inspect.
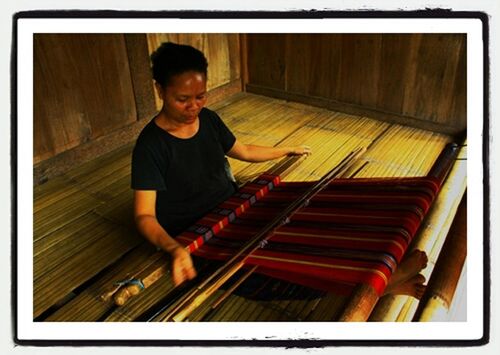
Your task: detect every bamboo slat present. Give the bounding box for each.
[93,188,135,228]
[207,92,248,112]
[34,175,76,210]
[45,242,158,321]
[63,143,133,183]
[305,293,350,321]
[34,186,103,241]
[184,289,227,322]
[222,105,321,180]
[62,144,133,199]
[355,126,450,178]
[34,213,113,278]
[34,145,134,239]
[34,212,99,258]
[34,222,143,318]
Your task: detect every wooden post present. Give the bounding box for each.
[337,284,379,322]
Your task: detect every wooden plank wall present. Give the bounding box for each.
[34,33,465,183]
[34,34,138,164]
[245,34,466,136]
[33,33,243,184]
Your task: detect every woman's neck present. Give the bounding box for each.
[154,111,200,139]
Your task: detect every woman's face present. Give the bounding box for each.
[157,71,208,125]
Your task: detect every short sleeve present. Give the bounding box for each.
[131,140,167,191]
[211,111,236,153]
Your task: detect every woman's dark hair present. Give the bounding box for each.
[151,42,208,88]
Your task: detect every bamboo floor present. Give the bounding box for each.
[33,92,462,322]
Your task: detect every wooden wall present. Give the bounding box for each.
[34,33,466,183]
[246,34,466,135]
[33,34,242,183]
[34,34,138,164]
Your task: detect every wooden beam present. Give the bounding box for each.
[124,34,157,121]
[239,33,249,91]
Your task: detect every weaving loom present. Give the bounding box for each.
[105,143,459,322]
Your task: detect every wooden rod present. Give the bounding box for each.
[427,142,460,183]
[210,265,259,310]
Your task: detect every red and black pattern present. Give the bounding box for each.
[176,174,443,296]
[176,173,281,253]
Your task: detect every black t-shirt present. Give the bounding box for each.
[131,108,237,236]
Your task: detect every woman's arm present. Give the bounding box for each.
[226,140,311,162]
[134,190,196,286]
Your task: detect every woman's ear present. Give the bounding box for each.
[154,82,164,101]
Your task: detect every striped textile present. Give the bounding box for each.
[176,173,281,253]
[176,175,441,296]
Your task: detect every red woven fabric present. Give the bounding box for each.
[177,175,440,296]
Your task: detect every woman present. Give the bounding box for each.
[131,42,311,286]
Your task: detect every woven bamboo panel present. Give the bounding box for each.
[277,113,390,181]
[93,188,135,229]
[34,175,76,212]
[353,125,451,178]
[45,242,158,321]
[218,95,321,180]
[64,144,133,199]
[34,145,140,319]
[34,184,103,240]
[34,219,143,318]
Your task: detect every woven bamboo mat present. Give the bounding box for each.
[33,145,140,319]
[35,92,454,322]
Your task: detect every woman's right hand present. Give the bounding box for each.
[170,246,197,286]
